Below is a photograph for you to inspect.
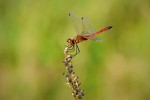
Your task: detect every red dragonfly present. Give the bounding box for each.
[67,12,112,57]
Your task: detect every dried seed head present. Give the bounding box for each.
[67,54,71,58]
[68,62,72,66]
[73,76,78,82]
[75,82,81,87]
[67,58,71,62]
[77,89,84,99]
[63,45,84,99]
[73,89,78,95]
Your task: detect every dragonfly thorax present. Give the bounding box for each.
[67,38,74,46]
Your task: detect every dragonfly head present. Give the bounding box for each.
[67,38,74,45]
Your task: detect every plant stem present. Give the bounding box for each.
[63,46,84,99]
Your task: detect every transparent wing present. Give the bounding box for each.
[69,12,82,34]
[89,37,103,42]
[81,17,103,42]
[81,16,96,35]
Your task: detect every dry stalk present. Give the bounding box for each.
[63,46,84,99]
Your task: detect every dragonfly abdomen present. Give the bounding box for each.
[83,26,113,39]
[98,26,112,33]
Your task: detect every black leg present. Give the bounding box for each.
[76,44,80,54]
[68,45,75,52]
[73,44,80,57]
[68,45,74,52]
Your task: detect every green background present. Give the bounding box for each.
[0,0,150,100]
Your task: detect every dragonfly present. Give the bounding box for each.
[67,12,112,57]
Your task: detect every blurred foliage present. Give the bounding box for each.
[0,0,150,100]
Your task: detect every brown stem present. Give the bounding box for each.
[63,46,84,99]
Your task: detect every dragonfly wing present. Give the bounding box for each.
[81,16,96,35]
[69,12,82,34]
[88,37,103,42]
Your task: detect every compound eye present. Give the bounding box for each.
[67,38,71,43]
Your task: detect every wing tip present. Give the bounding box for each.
[108,26,113,29]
